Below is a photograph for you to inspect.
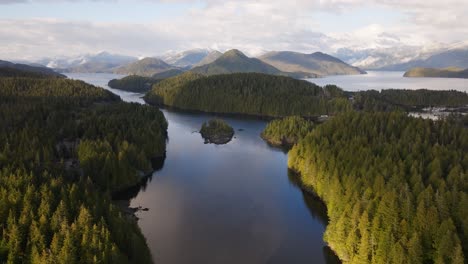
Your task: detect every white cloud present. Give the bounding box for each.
[0,0,467,60]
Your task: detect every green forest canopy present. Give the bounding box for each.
[261,116,314,147]
[145,72,468,118]
[108,75,161,93]
[144,72,352,117]
[288,112,467,263]
[200,119,234,139]
[352,89,468,111]
[0,76,168,263]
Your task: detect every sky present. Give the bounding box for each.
[0,0,467,60]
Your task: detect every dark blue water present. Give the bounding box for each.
[67,73,337,264]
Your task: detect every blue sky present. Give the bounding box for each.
[0,0,466,60]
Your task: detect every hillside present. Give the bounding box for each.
[259,51,365,77]
[144,72,351,117]
[380,48,468,71]
[193,50,223,67]
[47,52,137,73]
[0,60,65,78]
[114,57,176,76]
[190,49,282,76]
[159,49,212,68]
[403,67,468,78]
[0,76,168,263]
[289,112,467,263]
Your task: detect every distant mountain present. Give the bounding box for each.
[38,52,137,73]
[191,49,282,76]
[194,51,223,67]
[114,57,176,76]
[259,51,365,76]
[0,60,65,78]
[333,46,426,70]
[333,42,468,70]
[380,48,468,71]
[159,49,213,68]
[403,67,468,79]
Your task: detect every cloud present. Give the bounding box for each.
[0,0,467,60]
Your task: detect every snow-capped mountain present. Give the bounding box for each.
[35,52,138,73]
[158,48,215,68]
[334,41,468,70]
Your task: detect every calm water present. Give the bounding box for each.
[66,71,467,264]
[307,71,468,92]
[66,73,335,264]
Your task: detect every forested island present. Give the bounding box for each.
[200,119,234,144]
[288,112,467,263]
[144,72,352,117]
[0,75,167,263]
[108,75,161,93]
[260,116,314,148]
[404,67,468,79]
[144,71,468,119]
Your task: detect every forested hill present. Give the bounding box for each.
[404,67,468,79]
[190,49,282,76]
[114,57,175,77]
[289,112,467,263]
[144,72,352,117]
[108,75,161,93]
[0,76,168,263]
[259,51,366,77]
[0,60,65,78]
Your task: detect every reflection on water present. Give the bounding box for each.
[67,73,340,264]
[129,109,332,264]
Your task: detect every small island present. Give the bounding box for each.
[200,119,235,144]
[261,116,314,148]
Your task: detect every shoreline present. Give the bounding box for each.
[144,99,329,122]
[259,133,296,150]
[287,169,343,264]
[111,154,166,220]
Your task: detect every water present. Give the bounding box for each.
[66,73,336,264]
[66,71,466,264]
[307,71,468,92]
[67,73,145,103]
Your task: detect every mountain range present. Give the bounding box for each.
[191,49,282,76]
[194,51,223,67]
[335,42,468,70]
[37,52,137,73]
[12,42,468,76]
[379,48,468,71]
[0,60,64,78]
[113,57,176,76]
[110,49,365,78]
[158,48,212,68]
[259,51,365,76]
